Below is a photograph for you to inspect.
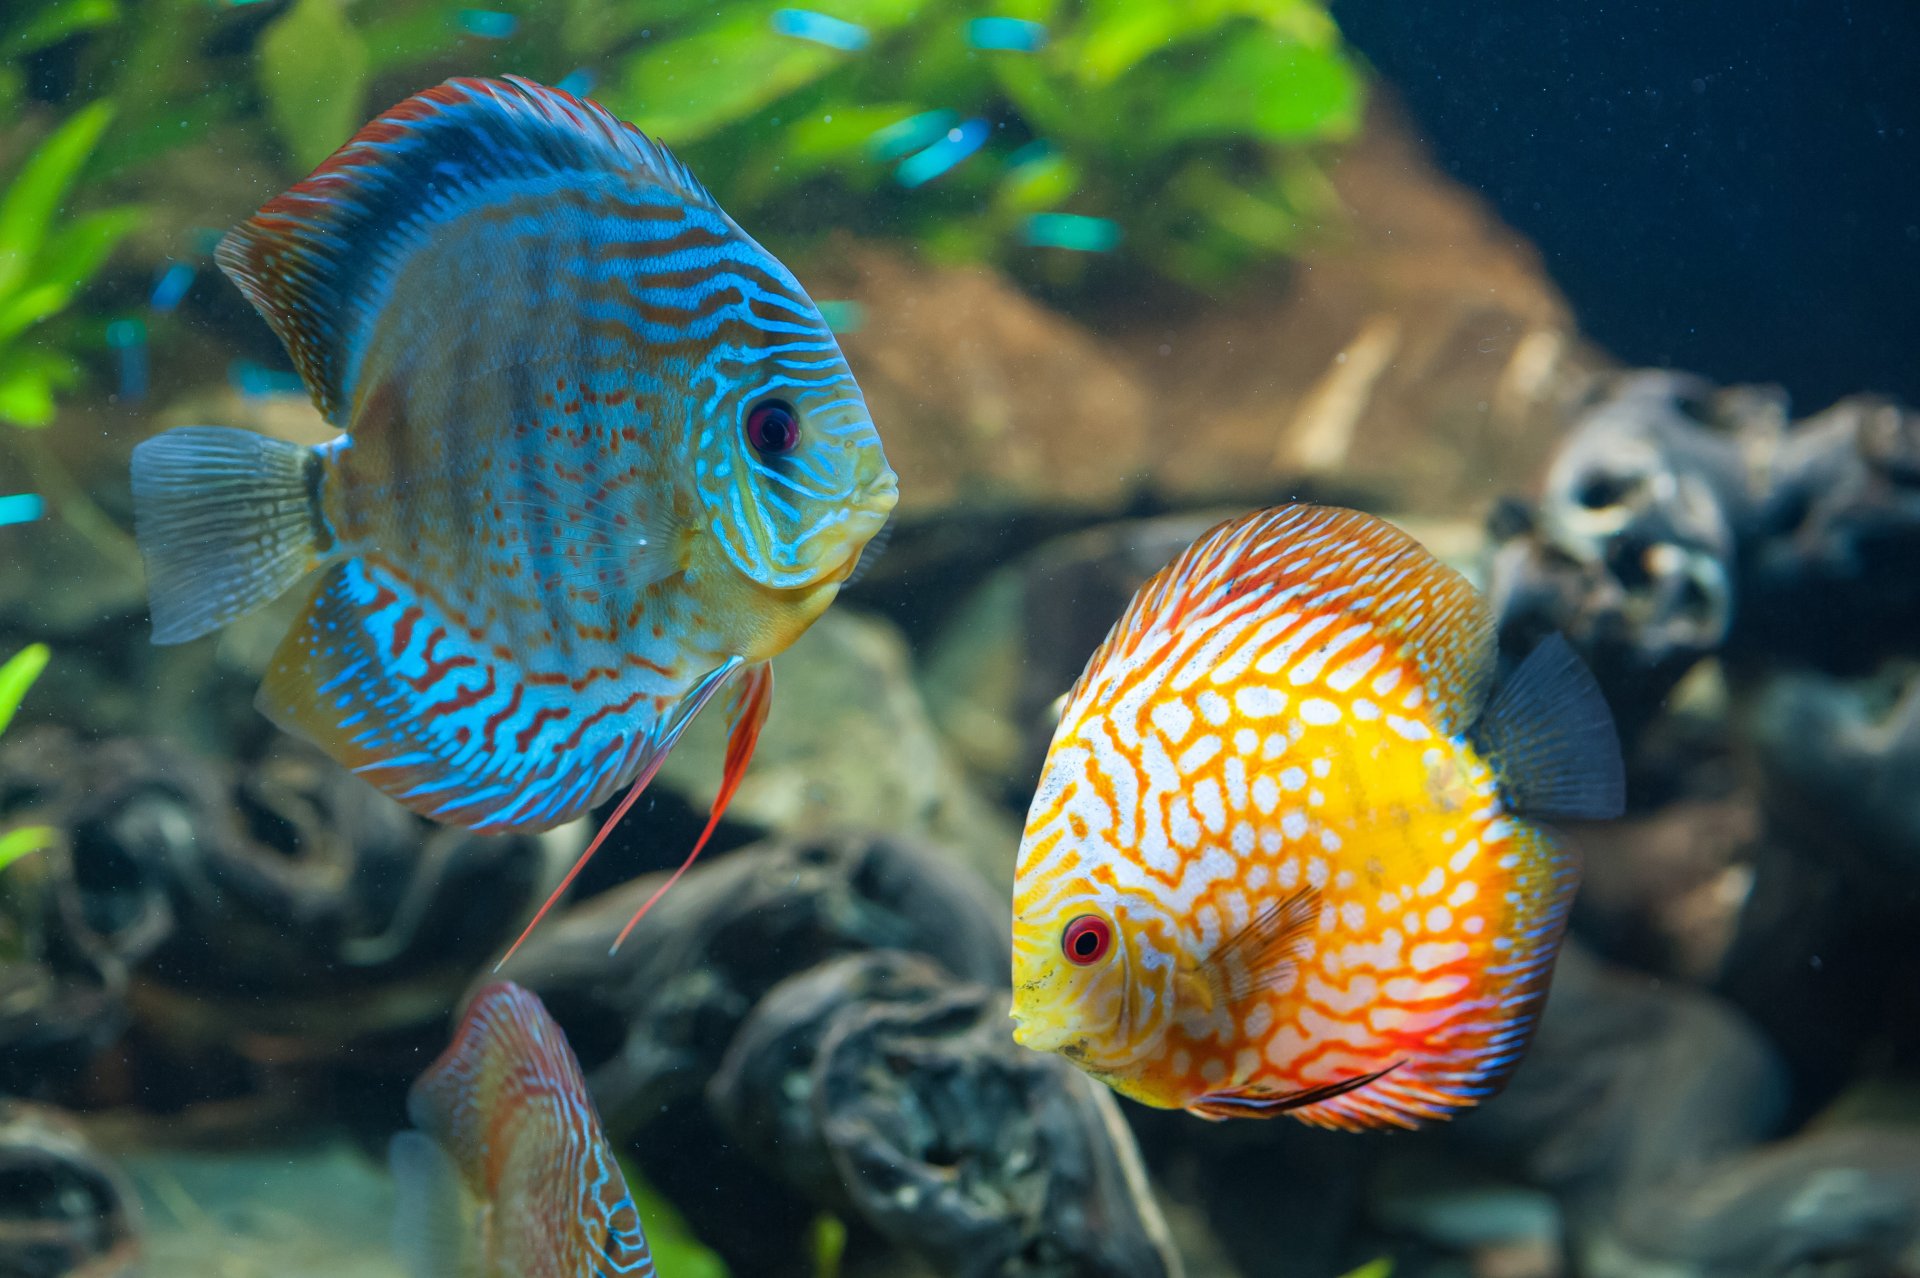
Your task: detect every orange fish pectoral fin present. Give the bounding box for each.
[606,660,773,954]
[1201,886,1322,1004]
[1188,1061,1403,1122]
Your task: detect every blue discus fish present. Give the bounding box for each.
[128,77,898,955]
[392,981,653,1276]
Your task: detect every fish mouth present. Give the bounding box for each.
[817,469,900,584]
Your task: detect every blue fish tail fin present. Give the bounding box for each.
[130,426,328,645]
[1473,634,1626,821]
[388,1130,476,1278]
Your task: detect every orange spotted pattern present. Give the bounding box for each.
[1009,506,1579,1130]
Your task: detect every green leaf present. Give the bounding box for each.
[1153,33,1363,145]
[258,0,370,170]
[0,826,54,875]
[22,205,140,298]
[809,1214,846,1278]
[996,153,1082,212]
[5,0,121,59]
[1336,1261,1393,1278]
[0,101,116,300]
[0,357,63,427]
[0,643,49,735]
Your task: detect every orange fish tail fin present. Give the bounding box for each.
[131,428,329,645]
[1473,633,1626,821]
[609,660,773,955]
[1086,505,1497,734]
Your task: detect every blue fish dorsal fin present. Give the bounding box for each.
[216,75,726,423]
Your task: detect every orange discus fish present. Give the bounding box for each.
[1009,505,1624,1130]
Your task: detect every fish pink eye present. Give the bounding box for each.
[1062,915,1111,966]
[746,398,800,456]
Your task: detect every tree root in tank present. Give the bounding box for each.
[494,831,1184,1278]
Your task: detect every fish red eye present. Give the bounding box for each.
[1062,915,1111,966]
[746,398,800,456]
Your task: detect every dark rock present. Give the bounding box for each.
[1489,371,1767,732]
[0,1101,141,1278]
[0,728,569,1076]
[497,833,1182,1278]
[712,951,1181,1278]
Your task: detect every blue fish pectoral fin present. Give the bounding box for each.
[1195,885,1322,1006]
[258,558,652,834]
[609,659,772,954]
[131,427,329,645]
[1472,633,1626,822]
[1188,1062,1403,1122]
[494,656,753,971]
[388,1130,476,1278]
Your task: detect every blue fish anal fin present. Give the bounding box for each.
[1472,634,1626,822]
[258,559,647,833]
[493,656,751,972]
[388,1130,474,1278]
[216,75,724,422]
[131,427,329,644]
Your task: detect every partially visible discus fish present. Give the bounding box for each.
[129,77,897,953]
[391,981,653,1276]
[1009,505,1624,1129]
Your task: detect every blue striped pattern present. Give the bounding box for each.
[213,76,895,835]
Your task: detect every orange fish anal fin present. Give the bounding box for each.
[1189,1061,1404,1122]
[494,656,750,972]
[1195,886,1322,1006]
[608,660,772,954]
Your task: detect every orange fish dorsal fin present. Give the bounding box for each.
[1079,505,1497,736]
[216,75,723,424]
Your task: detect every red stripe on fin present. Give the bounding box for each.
[1085,505,1497,734]
[216,75,723,423]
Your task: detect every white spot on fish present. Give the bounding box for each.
[1152,699,1194,744]
[1280,766,1307,792]
[1193,779,1226,832]
[1341,901,1366,930]
[1234,684,1286,719]
[1447,880,1478,907]
[1418,867,1446,897]
[1388,714,1431,741]
[1196,689,1231,726]
[1252,775,1279,815]
[1426,906,1453,933]
[1411,940,1470,972]
[1282,810,1308,840]
[1300,698,1341,726]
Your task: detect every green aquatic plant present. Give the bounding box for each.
[0,99,139,427]
[595,0,1366,283]
[235,0,1360,285]
[0,643,53,873]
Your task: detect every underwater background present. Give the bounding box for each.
[2,1,1920,1275]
